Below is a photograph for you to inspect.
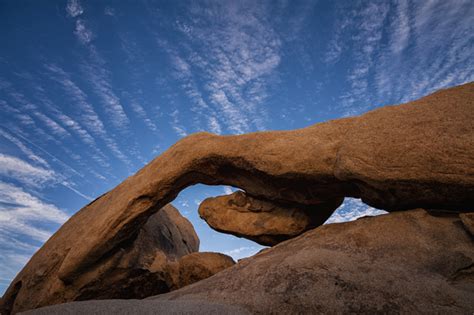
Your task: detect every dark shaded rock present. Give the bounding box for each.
[199,191,342,245]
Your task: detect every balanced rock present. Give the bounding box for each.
[199,191,342,245]
[25,210,473,314]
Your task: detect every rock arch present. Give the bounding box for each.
[58,82,473,283]
[2,82,473,314]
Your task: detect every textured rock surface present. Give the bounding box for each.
[1,205,202,314]
[153,210,474,314]
[21,300,251,315]
[25,210,474,314]
[199,191,342,245]
[460,212,474,236]
[3,83,474,313]
[173,252,236,290]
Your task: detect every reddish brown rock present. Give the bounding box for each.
[199,191,342,245]
[460,212,474,236]
[173,252,235,290]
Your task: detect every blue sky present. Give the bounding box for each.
[0,0,473,294]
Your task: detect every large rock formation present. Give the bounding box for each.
[1,205,234,314]
[23,210,474,314]
[52,83,474,291]
[2,83,474,313]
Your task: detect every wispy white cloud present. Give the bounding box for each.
[130,99,158,131]
[80,47,131,130]
[0,129,49,167]
[66,0,83,17]
[0,81,65,145]
[61,181,93,201]
[390,0,411,55]
[33,111,70,138]
[56,114,95,146]
[65,0,132,167]
[44,64,132,167]
[5,74,111,173]
[44,64,106,136]
[0,233,38,252]
[157,42,221,134]
[0,152,92,200]
[170,109,187,137]
[208,90,248,134]
[65,11,133,143]
[122,91,158,132]
[339,3,390,116]
[151,144,161,156]
[67,0,133,140]
[116,33,162,135]
[157,2,282,134]
[403,1,474,98]
[0,154,54,187]
[402,2,471,100]
[323,15,349,64]
[74,19,93,44]
[10,130,85,180]
[68,15,131,132]
[324,0,474,115]
[0,182,69,242]
[208,116,222,134]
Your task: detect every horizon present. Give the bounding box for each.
[1,0,473,294]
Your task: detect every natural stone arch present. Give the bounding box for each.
[57,82,473,284]
[2,82,473,314]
